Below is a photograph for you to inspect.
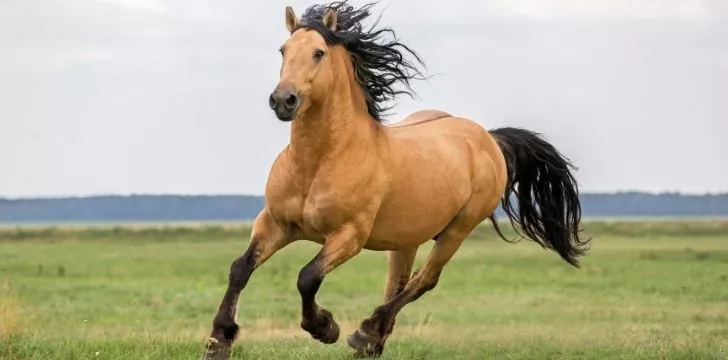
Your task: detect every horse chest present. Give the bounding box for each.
[267,184,349,239]
[266,153,378,239]
[301,192,349,232]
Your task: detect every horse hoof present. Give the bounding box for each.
[201,337,231,360]
[317,319,340,344]
[347,329,383,357]
[302,310,340,344]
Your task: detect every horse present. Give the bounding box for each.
[202,2,590,359]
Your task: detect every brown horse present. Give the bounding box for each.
[202,2,589,359]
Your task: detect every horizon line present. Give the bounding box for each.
[2,190,728,201]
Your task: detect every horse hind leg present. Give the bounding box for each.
[347,216,480,357]
[381,248,417,342]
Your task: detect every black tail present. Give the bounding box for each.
[489,127,590,267]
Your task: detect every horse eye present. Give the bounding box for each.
[279,47,285,56]
[313,49,325,61]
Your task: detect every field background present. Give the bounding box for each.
[1,220,727,359]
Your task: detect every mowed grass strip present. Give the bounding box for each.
[1,220,727,359]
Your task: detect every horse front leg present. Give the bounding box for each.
[202,210,292,360]
[298,224,365,344]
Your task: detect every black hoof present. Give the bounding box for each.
[301,309,340,344]
[347,328,383,358]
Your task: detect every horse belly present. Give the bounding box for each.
[366,216,454,251]
[366,179,468,250]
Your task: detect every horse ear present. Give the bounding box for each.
[322,8,337,31]
[285,6,299,33]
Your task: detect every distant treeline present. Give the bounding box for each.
[0,192,726,223]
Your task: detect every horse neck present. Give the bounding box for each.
[288,50,376,172]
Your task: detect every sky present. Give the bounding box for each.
[1,0,727,198]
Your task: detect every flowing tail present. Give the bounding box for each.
[488,127,590,267]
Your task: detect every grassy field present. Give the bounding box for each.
[1,220,727,359]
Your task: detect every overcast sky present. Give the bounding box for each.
[1,0,726,198]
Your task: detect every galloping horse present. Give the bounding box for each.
[203,2,589,358]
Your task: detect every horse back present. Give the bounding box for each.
[387,109,453,128]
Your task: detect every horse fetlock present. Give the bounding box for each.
[347,328,384,358]
[222,322,239,341]
[212,317,240,341]
[201,317,238,360]
[359,306,388,336]
[201,337,232,360]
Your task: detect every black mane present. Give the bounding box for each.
[295,1,427,122]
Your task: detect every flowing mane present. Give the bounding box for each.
[294,1,427,122]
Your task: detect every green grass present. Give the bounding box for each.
[1,221,728,359]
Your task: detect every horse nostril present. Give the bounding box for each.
[269,94,277,109]
[284,94,298,107]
